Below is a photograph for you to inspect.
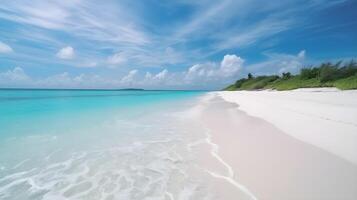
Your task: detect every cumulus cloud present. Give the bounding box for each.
[40,72,73,87]
[0,67,29,81]
[0,67,118,88]
[185,63,214,81]
[184,54,244,84]
[219,54,244,77]
[0,41,13,53]
[107,53,127,66]
[145,72,153,79]
[0,67,31,87]
[38,73,121,88]
[0,52,307,90]
[153,69,168,81]
[56,46,75,60]
[142,69,171,86]
[121,69,138,84]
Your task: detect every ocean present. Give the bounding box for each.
[0,89,217,200]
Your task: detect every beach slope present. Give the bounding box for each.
[218,88,357,164]
[197,89,357,199]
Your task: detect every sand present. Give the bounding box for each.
[195,90,357,199]
[218,88,357,164]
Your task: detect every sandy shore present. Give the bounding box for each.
[195,89,357,199]
[218,88,357,164]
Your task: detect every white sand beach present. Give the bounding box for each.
[1,89,357,199]
[193,89,357,199]
[218,88,357,164]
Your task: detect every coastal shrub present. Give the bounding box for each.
[318,62,340,82]
[240,75,279,90]
[254,76,279,89]
[334,75,357,90]
[282,72,292,80]
[224,84,237,91]
[234,78,247,88]
[224,59,357,91]
[269,76,328,90]
[300,67,318,79]
[338,60,357,78]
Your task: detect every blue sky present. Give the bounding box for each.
[0,0,356,89]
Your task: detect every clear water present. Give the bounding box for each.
[0,89,217,200]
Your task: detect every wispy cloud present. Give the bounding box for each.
[216,17,294,50]
[0,1,149,45]
[247,50,307,75]
[0,41,13,53]
[0,0,353,89]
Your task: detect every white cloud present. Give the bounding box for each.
[0,51,311,90]
[0,67,29,81]
[145,72,153,79]
[184,54,244,83]
[219,54,244,77]
[121,69,138,84]
[40,72,72,86]
[217,17,293,50]
[0,1,149,45]
[142,69,170,86]
[298,50,306,59]
[107,53,127,66]
[56,46,75,60]
[277,50,306,74]
[248,50,307,75]
[186,64,208,79]
[35,72,120,88]
[154,69,168,81]
[0,67,31,87]
[0,0,348,72]
[0,41,13,53]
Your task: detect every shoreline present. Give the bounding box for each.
[195,91,357,199]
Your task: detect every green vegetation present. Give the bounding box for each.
[333,75,357,90]
[224,60,357,91]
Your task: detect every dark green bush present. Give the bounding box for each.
[244,75,279,90]
[234,78,247,88]
[318,62,340,82]
[282,72,292,80]
[338,60,357,78]
[300,67,318,79]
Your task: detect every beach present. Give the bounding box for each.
[0,89,357,199]
[194,89,357,199]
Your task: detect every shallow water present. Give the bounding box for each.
[0,90,259,200]
[0,89,218,200]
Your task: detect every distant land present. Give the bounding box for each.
[224,60,357,91]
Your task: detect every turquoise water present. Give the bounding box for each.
[0,89,202,137]
[0,89,215,200]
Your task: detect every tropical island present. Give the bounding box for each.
[224,60,357,91]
